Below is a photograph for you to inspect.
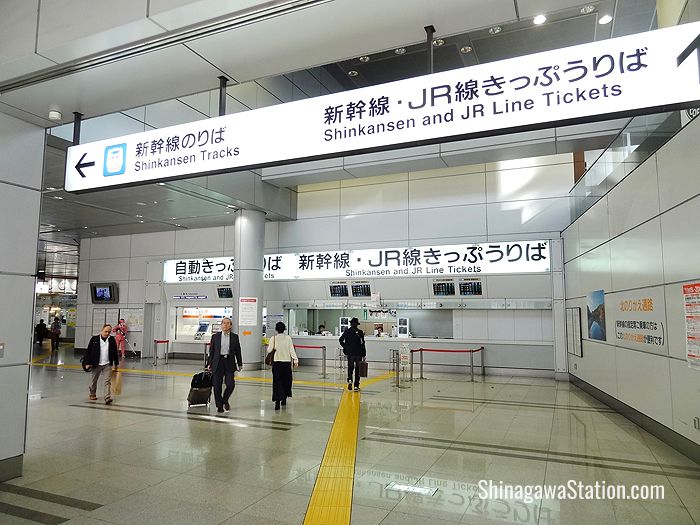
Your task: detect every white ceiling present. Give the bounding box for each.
[0,0,663,280]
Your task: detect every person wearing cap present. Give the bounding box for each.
[339,317,366,391]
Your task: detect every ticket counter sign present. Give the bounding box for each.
[65,22,700,192]
[682,282,700,370]
[163,240,550,283]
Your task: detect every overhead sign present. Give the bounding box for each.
[65,22,700,192]
[162,240,550,283]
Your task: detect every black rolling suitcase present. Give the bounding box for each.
[188,370,213,407]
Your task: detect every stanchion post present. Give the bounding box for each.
[481,347,485,377]
[469,350,474,382]
[165,341,170,366]
[420,348,425,379]
[394,349,400,388]
[152,340,157,366]
[321,346,326,378]
[409,351,414,382]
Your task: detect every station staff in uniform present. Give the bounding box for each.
[207,317,243,413]
[339,317,366,391]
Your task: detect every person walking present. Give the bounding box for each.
[83,324,119,404]
[112,318,128,359]
[35,319,47,346]
[266,322,298,410]
[50,317,62,352]
[339,317,366,391]
[207,317,242,413]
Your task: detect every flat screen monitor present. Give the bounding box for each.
[351,284,371,297]
[329,284,348,297]
[459,280,483,296]
[217,287,233,299]
[433,282,455,296]
[90,282,118,304]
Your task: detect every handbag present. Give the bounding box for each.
[265,336,276,366]
[359,359,368,378]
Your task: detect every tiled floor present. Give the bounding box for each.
[1,343,698,524]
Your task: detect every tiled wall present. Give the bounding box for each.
[0,113,44,471]
[77,154,573,372]
[564,116,700,445]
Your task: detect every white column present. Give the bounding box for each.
[0,113,44,481]
[232,209,266,369]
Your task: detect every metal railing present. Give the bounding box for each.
[152,339,169,366]
[409,346,485,382]
[293,344,327,378]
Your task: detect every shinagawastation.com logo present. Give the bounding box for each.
[478,480,665,504]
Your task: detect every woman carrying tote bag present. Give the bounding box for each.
[266,322,299,410]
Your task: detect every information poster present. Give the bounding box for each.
[105,308,120,325]
[91,308,106,335]
[586,290,606,341]
[119,308,144,332]
[238,297,258,327]
[607,287,666,354]
[682,283,700,370]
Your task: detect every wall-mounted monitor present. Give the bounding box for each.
[432,281,455,296]
[217,287,233,299]
[351,283,371,297]
[329,284,349,297]
[90,282,119,304]
[459,279,483,296]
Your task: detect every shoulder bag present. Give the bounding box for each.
[265,336,276,366]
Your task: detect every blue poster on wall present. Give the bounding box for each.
[587,290,606,341]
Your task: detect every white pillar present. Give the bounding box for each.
[232,209,266,369]
[0,113,44,481]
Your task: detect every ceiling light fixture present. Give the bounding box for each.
[533,14,547,25]
[46,186,57,191]
[347,70,358,77]
[227,205,236,208]
[153,201,158,204]
[136,202,147,206]
[394,48,406,55]
[488,26,502,35]
[580,5,596,14]
[460,45,473,54]
[82,226,88,229]
[53,196,63,200]
[135,214,143,218]
[157,182,166,186]
[138,220,144,223]
[432,39,445,47]
[48,110,62,121]
[359,55,370,62]
[599,14,613,24]
[170,217,177,220]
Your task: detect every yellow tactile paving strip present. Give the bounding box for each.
[30,357,395,390]
[303,389,360,525]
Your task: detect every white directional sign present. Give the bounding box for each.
[65,22,700,192]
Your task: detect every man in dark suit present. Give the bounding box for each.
[83,324,120,404]
[207,317,242,413]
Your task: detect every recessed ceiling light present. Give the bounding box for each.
[227,205,236,209]
[136,214,143,218]
[136,202,147,206]
[153,201,158,204]
[359,55,370,63]
[56,229,61,232]
[91,231,98,235]
[394,47,406,55]
[48,110,62,121]
[170,217,177,220]
[225,211,231,214]
[599,14,613,24]
[533,14,547,25]
[432,39,445,47]
[138,220,144,223]
[348,70,358,77]
[46,186,57,191]
[175,224,181,227]
[580,5,596,14]
[157,182,165,186]
[82,226,88,229]
[53,196,63,200]
[460,46,473,54]
[488,26,502,35]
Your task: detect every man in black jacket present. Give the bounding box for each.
[84,324,120,404]
[339,317,366,391]
[207,317,243,413]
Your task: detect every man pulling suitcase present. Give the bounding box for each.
[206,317,242,413]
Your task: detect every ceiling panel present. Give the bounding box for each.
[515,0,594,18]
[187,0,518,83]
[0,44,223,122]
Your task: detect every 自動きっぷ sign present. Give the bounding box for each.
[163,240,550,283]
[65,22,700,192]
